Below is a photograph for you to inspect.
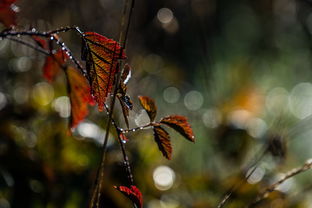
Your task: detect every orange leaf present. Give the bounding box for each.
[66,66,94,129]
[153,126,172,160]
[0,0,17,28]
[114,185,143,208]
[138,96,157,121]
[81,32,126,111]
[160,115,195,142]
[43,49,68,82]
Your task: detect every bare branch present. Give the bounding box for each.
[250,158,312,207]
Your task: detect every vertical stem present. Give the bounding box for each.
[89,0,135,207]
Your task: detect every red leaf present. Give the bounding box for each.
[66,67,94,129]
[153,126,172,160]
[43,49,68,82]
[0,0,17,28]
[114,185,143,208]
[138,96,157,121]
[160,115,195,142]
[81,32,126,111]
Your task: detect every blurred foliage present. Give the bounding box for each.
[1,0,312,207]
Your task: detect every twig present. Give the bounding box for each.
[249,158,312,207]
[0,27,87,78]
[120,123,152,133]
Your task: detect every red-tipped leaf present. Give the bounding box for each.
[81,32,126,111]
[160,115,195,142]
[114,185,143,208]
[153,126,172,160]
[66,67,94,129]
[138,96,157,121]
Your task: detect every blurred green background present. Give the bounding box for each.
[1,0,312,207]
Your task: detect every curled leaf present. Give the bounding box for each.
[160,115,195,142]
[66,66,94,129]
[0,0,17,28]
[153,126,172,160]
[114,185,143,208]
[138,96,157,121]
[121,63,131,85]
[81,32,126,111]
[118,64,133,128]
[43,49,68,82]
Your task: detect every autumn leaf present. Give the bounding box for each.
[138,96,157,121]
[114,185,143,208]
[153,126,172,160]
[81,32,126,111]
[43,49,68,82]
[0,0,18,28]
[160,115,195,142]
[66,66,94,129]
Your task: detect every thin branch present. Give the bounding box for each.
[52,35,87,77]
[249,158,312,207]
[5,37,50,56]
[47,26,79,35]
[120,123,153,134]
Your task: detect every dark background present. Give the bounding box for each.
[1,0,312,207]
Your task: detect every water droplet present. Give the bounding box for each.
[61,47,65,50]
[69,56,73,59]
[31,28,36,32]
[61,43,65,46]
[50,36,54,40]
[140,127,144,130]
[132,129,136,132]
[122,140,127,144]
[17,34,21,38]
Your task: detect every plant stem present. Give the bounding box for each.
[249,158,312,207]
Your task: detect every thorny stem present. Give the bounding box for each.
[90,0,135,207]
[248,158,312,207]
